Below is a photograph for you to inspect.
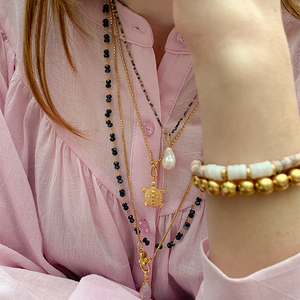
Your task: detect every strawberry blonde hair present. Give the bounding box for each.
[23,0,300,136]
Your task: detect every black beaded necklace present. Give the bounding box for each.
[102,1,203,251]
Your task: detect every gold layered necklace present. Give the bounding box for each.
[110,3,199,208]
[102,1,203,298]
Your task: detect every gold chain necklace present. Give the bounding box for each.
[107,2,199,298]
[111,2,199,208]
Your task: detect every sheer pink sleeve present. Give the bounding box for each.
[0,21,139,300]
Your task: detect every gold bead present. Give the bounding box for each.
[255,178,274,195]
[200,178,208,191]
[271,163,277,175]
[288,168,300,186]
[221,181,237,197]
[273,173,289,191]
[246,167,251,179]
[192,175,201,189]
[221,168,228,181]
[207,180,221,196]
[238,180,255,196]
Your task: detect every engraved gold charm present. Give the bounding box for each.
[142,181,165,208]
[142,164,165,208]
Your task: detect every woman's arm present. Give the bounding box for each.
[173,0,300,278]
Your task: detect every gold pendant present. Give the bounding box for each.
[138,247,152,300]
[142,163,165,208]
[142,181,165,208]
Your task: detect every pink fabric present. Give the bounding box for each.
[0,0,299,299]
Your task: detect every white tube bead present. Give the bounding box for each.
[271,160,283,173]
[249,161,273,179]
[190,160,202,174]
[205,164,224,181]
[295,153,300,165]
[227,164,247,180]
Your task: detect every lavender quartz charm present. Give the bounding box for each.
[140,282,151,300]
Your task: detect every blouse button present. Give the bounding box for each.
[177,34,185,44]
[142,119,155,137]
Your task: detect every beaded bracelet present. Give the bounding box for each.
[191,153,300,197]
[191,152,300,181]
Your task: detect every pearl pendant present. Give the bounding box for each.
[162,147,176,170]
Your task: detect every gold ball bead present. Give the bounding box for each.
[200,178,208,191]
[255,178,274,195]
[221,181,237,197]
[192,175,201,189]
[238,181,255,196]
[288,168,300,186]
[207,180,221,196]
[273,173,289,191]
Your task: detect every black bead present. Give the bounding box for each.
[104,49,109,58]
[188,210,195,218]
[119,189,125,197]
[112,148,117,155]
[134,228,140,234]
[114,162,119,169]
[167,242,174,248]
[145,240,150,246]
[118,179,123,184]
[110,134,115,142]
[143,237,148,243]
[105,109,112,118]
[188,212,195,218]
[183,222,190,230]
[175,233,183,240]
[103,4,109,13]
[104,34,110,39]
[106,96,112,103]
[128,215,135,223]
[104,38,110,43]
[155,243,163,249]
[122,203,129,211]
[106,79,111,88]
[103,19,109,27]
[195,197,202,206]
[106,120,113,128]
[105,65,111,73]
[106,94,112,99]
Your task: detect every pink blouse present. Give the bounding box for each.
[0,0,299,299]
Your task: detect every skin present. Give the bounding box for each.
[121,0,300,278]
[118,0,174,66]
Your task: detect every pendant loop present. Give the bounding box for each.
[150,164,158,180]
[167,133,171,148]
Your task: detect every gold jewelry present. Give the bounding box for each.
[108,3,200,298]
[192,166,300,196]
[112,3,199,208]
